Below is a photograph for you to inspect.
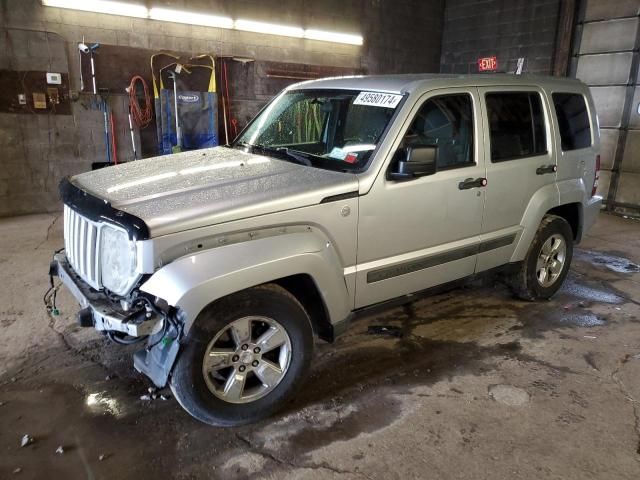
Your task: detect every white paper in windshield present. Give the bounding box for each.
[353,92,403,108]
[328,147,348,160]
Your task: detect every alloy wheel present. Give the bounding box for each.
[535,234,567,288]
[202,316,292,404]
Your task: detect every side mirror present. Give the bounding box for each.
[389,145,438,181]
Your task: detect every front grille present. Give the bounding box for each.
[63,205,101,290]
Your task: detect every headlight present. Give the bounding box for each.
[100,225,138,295]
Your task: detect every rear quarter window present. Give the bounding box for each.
[552,93,592,151]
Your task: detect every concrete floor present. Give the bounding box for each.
[1,212,640,479]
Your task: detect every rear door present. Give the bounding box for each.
[476,86,558,272]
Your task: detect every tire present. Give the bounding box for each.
[170,284,314,426]
[509,214,574,301]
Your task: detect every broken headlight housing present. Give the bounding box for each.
[100,224,139,296]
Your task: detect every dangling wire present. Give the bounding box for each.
[44,248,65,315]
[43,277,61,315]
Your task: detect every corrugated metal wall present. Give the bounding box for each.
[572,0,640,214]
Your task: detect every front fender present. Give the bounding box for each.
[140,230,351,333]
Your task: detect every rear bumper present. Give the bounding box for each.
[52,253,162,337]
[582,195,603,239]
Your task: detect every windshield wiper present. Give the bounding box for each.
[234,141,254,150]
[250,144,313,166]
[234,141,313,166]
[274,147,312,166]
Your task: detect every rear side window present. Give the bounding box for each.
[485,92,547,162]
[552,93,592,151]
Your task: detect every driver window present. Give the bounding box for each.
[403,93,475,169]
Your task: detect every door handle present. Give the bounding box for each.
[458,177,487,190]
[536,164,557,175]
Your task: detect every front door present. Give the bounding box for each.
[355,88,486,308]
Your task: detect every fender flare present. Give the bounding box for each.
[510,183,560,262]
[140,230,351,334]
[557,179,587,242]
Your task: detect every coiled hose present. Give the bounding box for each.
[127,75,153,128]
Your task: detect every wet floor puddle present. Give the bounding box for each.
[558,312,607,328]
[576,250,640,274]
[560,279,624,304]
[84,391,126,417]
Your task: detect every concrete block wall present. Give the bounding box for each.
[0,0,445,217]
[439,0,561,74]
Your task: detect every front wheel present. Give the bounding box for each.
[509,214,574,301]
[170,284,314,426]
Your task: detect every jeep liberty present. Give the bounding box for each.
[50,74,602,426]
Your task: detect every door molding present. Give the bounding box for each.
[366,232,516,284]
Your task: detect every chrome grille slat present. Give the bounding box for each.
[66,208,72,258]
[73,210,80,267]
[64,207,71,264]
[79,219,87,276]
[63,206,70,258]
[63,206,101,290]
[67,208,74,265]
[87,225,96,283]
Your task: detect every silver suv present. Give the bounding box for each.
[51,74,602,426]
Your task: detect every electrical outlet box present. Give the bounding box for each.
[18,93,26,105]
[46,72,62,85]
[47,87,60,105]
[33,92,47,109]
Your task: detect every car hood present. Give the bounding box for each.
[69,147,359,237]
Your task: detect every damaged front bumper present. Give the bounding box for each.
[51,253,162,337]
[51,252,181,388]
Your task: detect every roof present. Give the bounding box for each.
[291,73,584,95]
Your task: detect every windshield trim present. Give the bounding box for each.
[230,88,408,174]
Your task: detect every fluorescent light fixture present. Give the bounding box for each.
[41,1,364,45]
[149,7,233,29]
[42,0,148,18]
[304,29,363,46]
[235,19,304,38]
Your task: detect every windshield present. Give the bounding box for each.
[232,89,403,171]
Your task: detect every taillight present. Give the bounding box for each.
[591,154,600,197]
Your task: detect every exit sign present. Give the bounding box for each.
[478,56,498,72]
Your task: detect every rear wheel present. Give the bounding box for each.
[509,214,573,301]
[170,284,314,426]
